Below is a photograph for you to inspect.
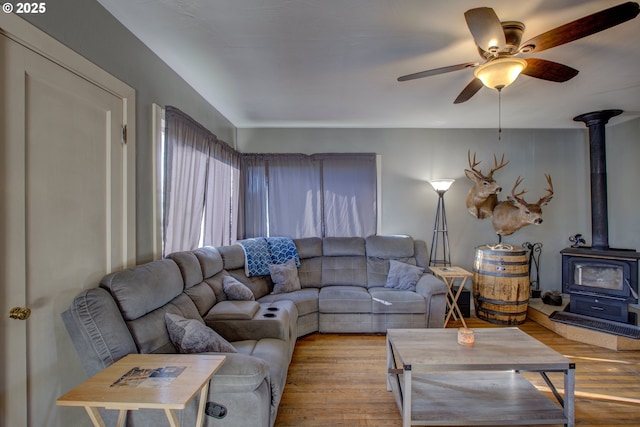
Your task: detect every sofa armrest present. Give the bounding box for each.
[415,273,448,328]
[209,352,270,392]
[415,273,448,297]
[205,303,292,342]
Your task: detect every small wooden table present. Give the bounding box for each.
[57,353,226,427]
[429,266,472,327]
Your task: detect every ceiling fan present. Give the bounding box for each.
[397,2,640,104]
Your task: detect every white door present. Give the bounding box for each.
[1,16,135,427]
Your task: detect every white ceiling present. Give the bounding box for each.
[97,0,640,129]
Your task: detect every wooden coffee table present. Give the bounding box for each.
[386,328,575,427]
[57,353,226,427]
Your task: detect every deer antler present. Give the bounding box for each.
[467,150,483,178]
[510,176,528,205]
[467,150,508,179]
[487,153,509,178]
[537,174,554,206]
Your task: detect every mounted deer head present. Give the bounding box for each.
[491,174,554,237]
[464,151,509,219]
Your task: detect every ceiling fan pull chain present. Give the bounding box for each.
[498,88,502,141]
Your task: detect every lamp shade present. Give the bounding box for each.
[474,58,527,89]
[429,179,455,193]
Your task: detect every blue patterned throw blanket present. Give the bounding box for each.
[237,237,300,277]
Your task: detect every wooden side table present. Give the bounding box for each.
[429,266,473,328]
[57,353,225,427]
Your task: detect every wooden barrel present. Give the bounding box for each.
[472,245,530,325]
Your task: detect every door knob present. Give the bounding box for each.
[9,307,31,320]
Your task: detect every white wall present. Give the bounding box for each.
[23,0,236,263]
[238,119,639,293]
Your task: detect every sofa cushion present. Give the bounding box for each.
[165,313,237,353]
[167,251,203,289]
[184,282,217,316]
[322,256,367,286]
[205,300,261,321]
[413,239,429,268]
[319,286,371,313]
[385,260,424,291]
[223,275,255,301]
[193,246,224,278]
[294,237,323,258]
[369,287,428,314]
[365,234,415,258]
[100,259,183,321]
[217,244,246,270]
[270,259,301,294]
[297,257,322,288]
[366,235,418,288]
[323,237,366,256]
[126,293,202,354]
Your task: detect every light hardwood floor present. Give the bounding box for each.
[274,316,640,426]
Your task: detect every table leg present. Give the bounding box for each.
[402,367,412,427]
[443,276,468,328]
[195,382,210,427]
[386,335,392,391]
[565,365,576,427]
[116,410,127,427]
[452,277,468,328]
[83,407,106,427]
[443,278,456,326]
[165,408,181,427]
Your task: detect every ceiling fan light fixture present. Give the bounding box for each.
[474,57,527,90]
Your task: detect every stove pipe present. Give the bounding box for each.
[573,109,622,251]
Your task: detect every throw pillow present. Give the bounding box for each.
[269,258,301,294]
[165,313,237,353]
[385,260,424,291]
[223,275,255,301]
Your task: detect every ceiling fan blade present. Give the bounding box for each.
[454,78,484,104]
[464,7,506,52]
[397,62,479,82]
[522,58,579,82]
[520,1,640,53]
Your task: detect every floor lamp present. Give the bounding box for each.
[428,179,455,267]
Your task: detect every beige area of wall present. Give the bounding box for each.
[237,120,639,293]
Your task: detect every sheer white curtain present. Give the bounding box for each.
[241,156,269,237]
[320,154,377,237]
[202,143,240,247]
[241,153,376,238]
[163,107,210,254]
[163,107,240,255]
[267,155,322,237]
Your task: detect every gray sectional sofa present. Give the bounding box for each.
[62,234,447,427]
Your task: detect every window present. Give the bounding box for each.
[242,153,377,238]
[162,107,378,252]
[163,107,240,255]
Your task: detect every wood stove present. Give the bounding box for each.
[561,110,640,325]
[562,247,639,323]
